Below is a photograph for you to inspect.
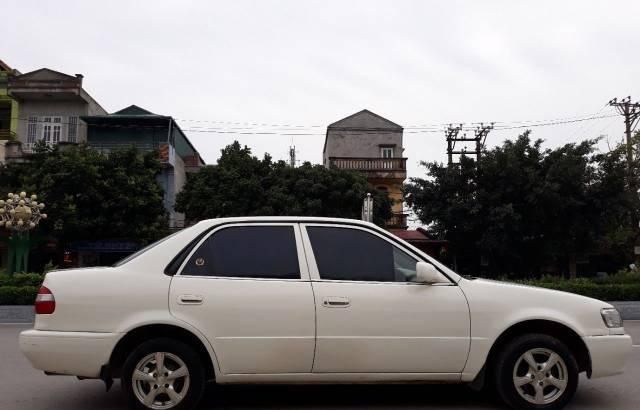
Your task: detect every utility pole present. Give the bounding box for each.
[474,123,494,162]
[609,97,640,171]
[361,193,373,222]
[445,124,464,165]
[288,145,296,167]
[446,123,493,165]
[609,96,640,258]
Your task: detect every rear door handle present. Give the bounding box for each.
[322,296,351,308]
[178,294,203,305]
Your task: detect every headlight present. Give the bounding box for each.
[601,308,623,328]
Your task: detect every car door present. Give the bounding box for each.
[301,223,470,374]
[169,223,316,374]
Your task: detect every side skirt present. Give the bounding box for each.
[216,372,463,384]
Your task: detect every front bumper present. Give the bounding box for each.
[19,329,121,378]
[583,334,633,378]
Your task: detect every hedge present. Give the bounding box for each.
[0,272,637,305]
[0,273,45,287]
[0,286,40,305]
[0,273,44,305]
[518,281,640,301]
[515,270,640,301]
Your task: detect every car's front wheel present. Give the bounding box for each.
[122,338,205,410]
[494,333,579,410]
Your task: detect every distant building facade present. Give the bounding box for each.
[324,109,408,228]
[0,59,21,162]
[82,105,205,228]
[7,68,107,155]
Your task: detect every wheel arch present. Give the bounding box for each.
[109,323,218,381]
[482,319,592,381]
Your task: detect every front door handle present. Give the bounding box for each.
[322,296,351,308]
[178,294,203,305]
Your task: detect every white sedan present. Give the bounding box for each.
[20,217,632,410]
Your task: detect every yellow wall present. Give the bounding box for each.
[370,179,403,213]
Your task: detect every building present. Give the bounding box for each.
[82,105,205,228]
[7,68,106,154]
[324,109,408,228]
[0,59,21,162]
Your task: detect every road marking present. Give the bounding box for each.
[633,345,640,348]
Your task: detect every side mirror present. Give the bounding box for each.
[415,262,449,284]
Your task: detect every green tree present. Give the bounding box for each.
[0,143,168,247]
[176,141,392,225]
[405,132,635,278]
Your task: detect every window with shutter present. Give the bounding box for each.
[52,117,62,143]
[41,117,62,145]
[68,116,78,142]
[27,116,38,145]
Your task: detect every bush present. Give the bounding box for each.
[0,286,39,305]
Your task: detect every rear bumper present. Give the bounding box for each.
[583,334,633,378]
[19,329,121,378]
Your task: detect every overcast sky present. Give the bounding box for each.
[4,0,640,178]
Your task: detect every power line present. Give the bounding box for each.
[405,110,619,129]
[7,112,620,136]
[174,118,324,128]
[569,104,611,140]
[490,114,618,131]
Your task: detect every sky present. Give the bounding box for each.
[3,0,640,179]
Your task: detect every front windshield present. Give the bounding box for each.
[112,230,181,267]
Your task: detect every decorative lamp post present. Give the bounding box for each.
[0,192,47,275]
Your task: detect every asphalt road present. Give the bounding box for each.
[1,323,638,410]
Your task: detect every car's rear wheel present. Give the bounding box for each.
[494,334,578,410]
[122,338,205,410]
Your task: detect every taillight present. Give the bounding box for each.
[35,286,55,314]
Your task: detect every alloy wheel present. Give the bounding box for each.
[132,351,190,410]
[512,347,569,405]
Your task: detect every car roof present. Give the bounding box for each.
[194,216,379,228]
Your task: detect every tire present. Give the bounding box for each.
[122,337,205,410]
[494,333,579,410]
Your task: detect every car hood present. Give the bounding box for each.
[459,278,613,337]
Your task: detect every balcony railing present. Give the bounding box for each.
[89,141,158,154]
[88,141,176,166]
[0,129,16,140]
[329,157,407,171]
[386,213,408,229]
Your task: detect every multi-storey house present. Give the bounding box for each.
[324,109,408,228]
[8,68,106,153]
[82,105,205,229]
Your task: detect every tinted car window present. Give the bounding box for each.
[182,226,300,279]
[307,226,398,281]
[393,246,418,281]
[307,226,419,282]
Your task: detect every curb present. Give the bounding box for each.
[0,305,34,323]
[610,301,640,321]
[1,301,640,324]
